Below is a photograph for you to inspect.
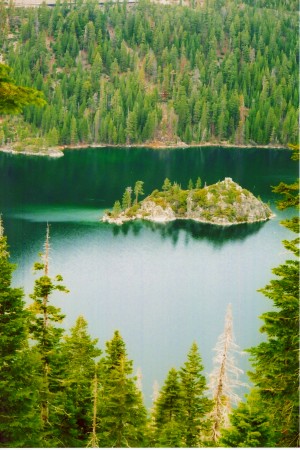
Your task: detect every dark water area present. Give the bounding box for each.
[0,146,297,406]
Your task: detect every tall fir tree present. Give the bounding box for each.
[0,218,41,447]
[28,224,69,446]
[97,331,147,447]
[247,148,299,447]
[152,368,183,447]
[220,390,276,447]
[179,342,213,447]
[53,316,102,447]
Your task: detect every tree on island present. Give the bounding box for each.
[162,178,172,191]
[122,187,132,210]
[134,181,144,204]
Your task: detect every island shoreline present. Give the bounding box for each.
[0,141,289,157]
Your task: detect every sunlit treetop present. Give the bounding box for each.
[0,63,46,115]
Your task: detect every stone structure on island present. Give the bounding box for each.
[102,177,274,226]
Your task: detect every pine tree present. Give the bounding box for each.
[54,316,102,447]
[97,331,147,447]
[122,186,132,210]
[188,179,194,190]
[0,63,46,114]
[195,177,202,189]
[247,149,299,447]
[28,224,69,445]
[0,218,41,447]
[220,390,276,447]
[162,177,172,191]
[134,180,144,204]
[179,342,213,447]
[153,368,183,447]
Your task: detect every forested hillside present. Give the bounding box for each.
[0,0,298,149]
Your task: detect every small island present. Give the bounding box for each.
[102,177,274,226]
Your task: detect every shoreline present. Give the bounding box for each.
[0,141,289,157]
[101,213,276,227]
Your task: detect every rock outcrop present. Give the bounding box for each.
[102,178,274,226]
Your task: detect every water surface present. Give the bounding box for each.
[0,146,297,406]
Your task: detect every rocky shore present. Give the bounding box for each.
[102,178,274,227]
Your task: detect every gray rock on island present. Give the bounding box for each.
[102,177,274,226]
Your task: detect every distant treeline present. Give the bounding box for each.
[0,0,298,147]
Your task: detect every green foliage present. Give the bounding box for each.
[153,368,183,447]
[97,331,148,447]
[0,219,42,447]
[0,63,46,114]
[0,0,298,146]
[53,316,102,447]
[122,186,132,210]
[220,391,276,447]
[162,178,172,192]
[247,154,299,447]
[134,180,144,204]
[112,200,122,216]
[28,227,69,445]
[179,342,213,446]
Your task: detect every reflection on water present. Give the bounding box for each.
[108,219,267,248]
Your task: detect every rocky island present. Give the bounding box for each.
[102,177,274,226]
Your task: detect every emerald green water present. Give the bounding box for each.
[0,146,297,406]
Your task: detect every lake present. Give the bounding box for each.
[0,146,297,407]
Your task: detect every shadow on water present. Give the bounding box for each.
[109,219,267,248]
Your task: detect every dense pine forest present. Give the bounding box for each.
[0,0,298,149]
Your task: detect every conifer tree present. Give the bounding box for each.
[28,224,69,445]
[179,342,213,447]
[134,180,144,204]
[97,331,147,447]
[0,218,41,447]
[54,316,102,447]
[220,390,276,447]
[195,177,202,189]
[122,186,132,210]
[162,178,172,191]
[153,368,183,447]
[0,63,46,114]
[247,148,299,447]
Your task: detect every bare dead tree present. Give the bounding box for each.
[209,304,246,443]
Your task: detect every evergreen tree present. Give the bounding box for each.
[195,177,202,189]
[0,63,46,114]
[54,316,102,447]
[220,390,276,447]
[162,177,172,191]
[0,218,41,447]
[134,180,144,204]
[179,342,213,446]
[122,186,132,210]
[188,178,194,190]
[247,150,299,447]
[153,368,183,447]
[97,331,147,447]
[28,225,69,445]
